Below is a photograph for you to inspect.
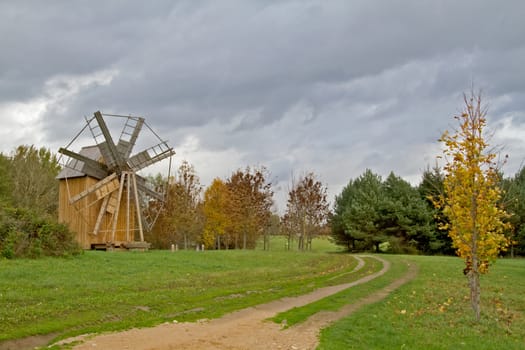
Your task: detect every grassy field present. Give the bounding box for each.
[271,256,408,327]
[318,255,525,349]
[1,237,524,349]
[0,237,352,343]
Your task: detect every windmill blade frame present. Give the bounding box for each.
[88,111,127,171]
[116,116,145,160]
[127,141,175,172]
[58,147,109,180]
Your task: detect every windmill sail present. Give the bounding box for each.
[89,111,126,170]
[117,116,144,159]
[58,147,109,180]
[127,141,175,172]
[135,175,164,201]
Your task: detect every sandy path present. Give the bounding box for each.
[59,256,417,350]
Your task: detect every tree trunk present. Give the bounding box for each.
[468,268,481,321]
[301,216,306,251]
[470,190,480,321]
[243,232,247,249]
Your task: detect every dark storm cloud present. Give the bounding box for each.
[2,0,525,207]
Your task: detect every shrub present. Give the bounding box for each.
[0,205,82,259]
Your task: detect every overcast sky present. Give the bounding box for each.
[1,1,525,211]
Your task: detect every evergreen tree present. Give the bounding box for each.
[418,166,454,254]
[501,167,525,256]
[380,172,435,253]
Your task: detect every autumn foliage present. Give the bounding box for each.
[225,167,273,249]
[149,161,203,249]
[202,178,231,249]
[436,92,509,320]
[282,173,329,251]
[151,164,273,250]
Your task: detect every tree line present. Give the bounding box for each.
[147,163,329,251]
[144,155,525,257]
[1,142,525,257]
[331,164,525,257]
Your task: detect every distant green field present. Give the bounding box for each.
[318,255,525,349]
[256,234,342,252]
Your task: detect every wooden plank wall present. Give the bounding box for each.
[58,176,137,249]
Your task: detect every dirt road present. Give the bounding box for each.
[58,256,417,350]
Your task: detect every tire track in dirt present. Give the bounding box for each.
[61,256,417,350]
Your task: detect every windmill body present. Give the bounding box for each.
[57,112,174,250]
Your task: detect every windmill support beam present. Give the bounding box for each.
[69,173,118,204]
[93,195,111,235]
[131,173,144,242]
[111,172,127,244]
[126,171,131,242]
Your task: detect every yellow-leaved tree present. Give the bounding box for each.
[202,178,232,249]
[436,91,510,320]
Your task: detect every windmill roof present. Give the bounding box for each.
[56,145,101,179]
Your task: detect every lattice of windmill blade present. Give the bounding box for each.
[58,148,108,180]
[138,199,164,233]
[140,209,154,232]
[86,112,124,170]
[59,154,85,176]
[131,181,164,233]
[116,116,145,160]
[127,141,175,172]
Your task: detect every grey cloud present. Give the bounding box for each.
[2,0,525,209]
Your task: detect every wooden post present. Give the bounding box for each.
[111,172,126,244]
[131,173,144,242]
[94,195,110,235]
[126,172,131,242]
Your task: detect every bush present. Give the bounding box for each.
[385,236,421,254]
[0,205,82,259]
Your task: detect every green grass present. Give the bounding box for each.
[256,234,344,252]
[3,241,524,350]
[271,256,408,327]
[0,239,355,343]
[318,256,525,350]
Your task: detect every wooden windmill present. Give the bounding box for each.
[56,111,174,250]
